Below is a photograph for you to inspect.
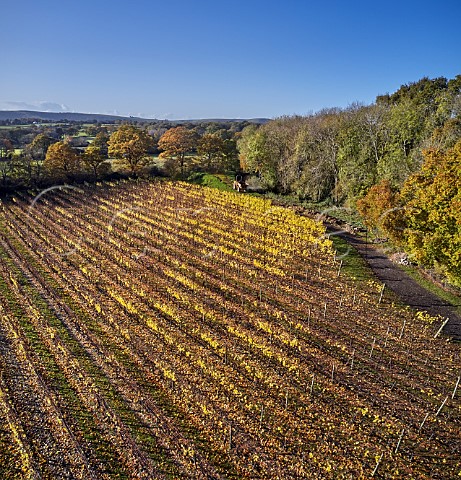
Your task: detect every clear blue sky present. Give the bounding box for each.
[2,0,460,119]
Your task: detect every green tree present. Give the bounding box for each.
[237,126,277,189]
[108,125,153,174]
[92,131,110,157]
[29,133,56,160]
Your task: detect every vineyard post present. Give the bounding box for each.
[285,390,288,409]
[259,405,264,429]
[394,428,405,453]
[378,283,385,304]
[399,319,406,340]
[331,364,335,382]
[310,374,315,396]
[452,376,460,399]
[384,326,390,348]
[418,412,429,433]
[435,396,448,417]
[371,453,383,477]
[434,318,449,339]
[369,337,376,358]
[323,302,327,319]
[350,349,355,370]
[337,260,342,277]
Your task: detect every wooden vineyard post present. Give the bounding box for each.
[259,406,264,429]
[310,374,315,396]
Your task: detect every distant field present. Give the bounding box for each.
[0,180,459,478]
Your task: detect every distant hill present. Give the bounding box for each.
[0,110,269,124]
[0,110,132,122]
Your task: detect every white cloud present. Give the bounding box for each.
[0,101,70,112]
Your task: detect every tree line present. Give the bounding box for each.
[1,75,460,285]
[238,75,461,203]
[237,75,461,286]
[0,122,247,187]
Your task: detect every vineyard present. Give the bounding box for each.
[0,179,459,479]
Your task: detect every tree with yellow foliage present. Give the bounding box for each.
[401,141,461,285]
[108,125,153,174]
[44,141,81,180]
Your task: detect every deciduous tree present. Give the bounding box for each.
[108,125,153,174]
[44,141,81,179]
[197,133,224,171]
[400,142,461,285]
[158,127,198,175]
[83,143,107,176]
[29,133,56,160]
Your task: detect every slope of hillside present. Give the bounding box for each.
[0,179,459,478]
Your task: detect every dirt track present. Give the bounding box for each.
[330,227,461,341]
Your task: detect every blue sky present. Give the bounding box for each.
[1,0,460,119]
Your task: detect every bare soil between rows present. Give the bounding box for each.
[328,225,461,341]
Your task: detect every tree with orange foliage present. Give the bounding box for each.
[158,127,198,175]
[356,179,405,243]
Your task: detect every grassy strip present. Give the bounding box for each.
[187,172,234,191]
[399,264,461,316]
[329,234,375,283]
